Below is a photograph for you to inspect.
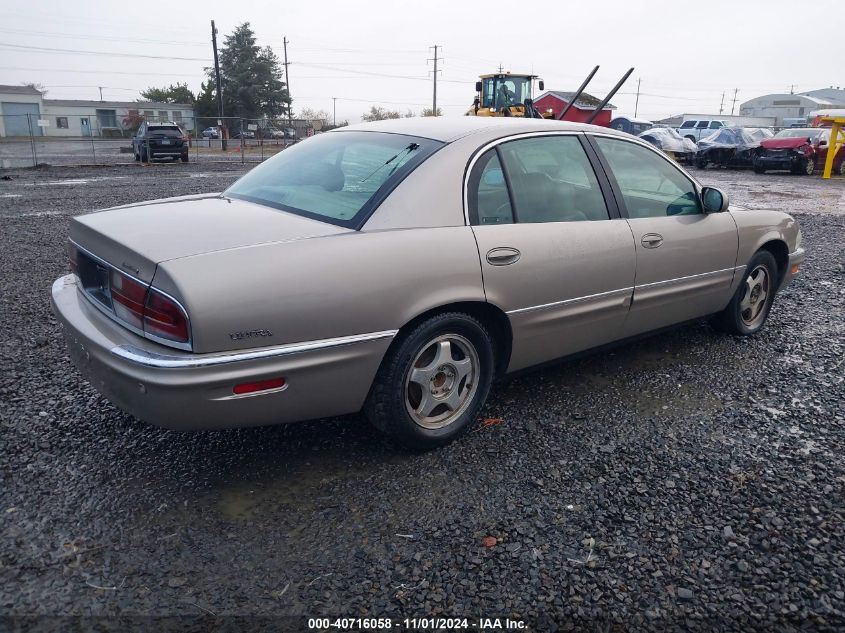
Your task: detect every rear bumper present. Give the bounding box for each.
[51,274,393,430]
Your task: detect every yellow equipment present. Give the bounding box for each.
[820,116,845,179]
[467,72,545,117]
[466,66,634,125]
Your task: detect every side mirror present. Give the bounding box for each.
[701,186,729,213]
[538,80,544,91]
[475,81,482,93]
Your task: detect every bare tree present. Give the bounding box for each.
[362,106,401,122]
[22,82,47,95]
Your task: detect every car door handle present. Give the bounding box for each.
[641,233,664,249]
[486,247,521,266]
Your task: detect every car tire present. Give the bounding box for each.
[838,161,845,176]
[695,156,707,169]
[793,157,814,176]
[140,149,148,162]
[181,154,189,163]
[711,250,779,336]
[364,312,495,450]
[752,158,765,174]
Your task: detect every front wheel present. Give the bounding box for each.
[711,250,778,336]
[364,312,495,450]
[792,157,814,176]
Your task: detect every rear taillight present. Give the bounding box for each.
[110,269,146,329]
[71,246,191,348]
[143,288,190,344]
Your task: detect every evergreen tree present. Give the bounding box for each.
[139,83,195,104]
[194,81,217,119]
[210,23,290,121]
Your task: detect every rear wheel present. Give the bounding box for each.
[711,250,778,336]
[364,312,494,450]
[695,156,707,169]
[838,161,845,176]
[181,153,189,163]
[752,158,765,174]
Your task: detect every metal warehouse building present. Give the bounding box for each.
[0,85,194,137]
[739,89,845,126]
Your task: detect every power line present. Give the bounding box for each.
[0,43,209,62]
[0,66,206,77]
[0,26,207,47]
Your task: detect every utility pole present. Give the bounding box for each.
[429,45,441,116]
[332,97,337,127]
[730,88,739,116]
[719,91,725,115]
[283,37,292,127]
[211,20,226,150]
[789,84,795,94]
[634,78,641,118]
[98,86,103,102]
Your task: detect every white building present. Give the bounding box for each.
[800,87,845,103]
[0,85,194,137]
[739,90,845,126]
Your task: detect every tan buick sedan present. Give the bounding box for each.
[51,118,804,448]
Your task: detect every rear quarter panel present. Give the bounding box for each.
[152,227,486,353]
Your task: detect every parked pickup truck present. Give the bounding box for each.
[677,119,731,142]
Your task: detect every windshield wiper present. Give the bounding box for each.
[359,143,420,183]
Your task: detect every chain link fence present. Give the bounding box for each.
[0,113,314,169]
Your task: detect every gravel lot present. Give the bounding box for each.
[1,162,844,631]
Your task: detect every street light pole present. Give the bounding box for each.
[333,97,336,127]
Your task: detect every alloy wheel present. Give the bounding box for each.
[405,334,479,430]
[739,265,770,327]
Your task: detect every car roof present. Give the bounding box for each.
[337,116,629,143]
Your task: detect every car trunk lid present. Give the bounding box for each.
[70,193,352,283]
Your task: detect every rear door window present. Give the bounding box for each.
[680,121,696,129]
[695,120,710,129]
[497,135,609,223]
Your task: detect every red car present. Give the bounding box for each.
[754,128,844,175]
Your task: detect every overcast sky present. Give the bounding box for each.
[0,0,841,122]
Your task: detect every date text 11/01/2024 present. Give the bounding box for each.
[307,617,527,630]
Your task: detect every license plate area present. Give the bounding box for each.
[77,252,113,309]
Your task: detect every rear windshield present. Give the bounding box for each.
[147,126,182,137]
[224,131,443,229]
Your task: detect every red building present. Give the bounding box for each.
[532,91,615,126]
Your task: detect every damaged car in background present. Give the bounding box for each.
[695,127,773,169]
[51,118,804,450]
[638,127,697,165]
[754,127,845,176]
